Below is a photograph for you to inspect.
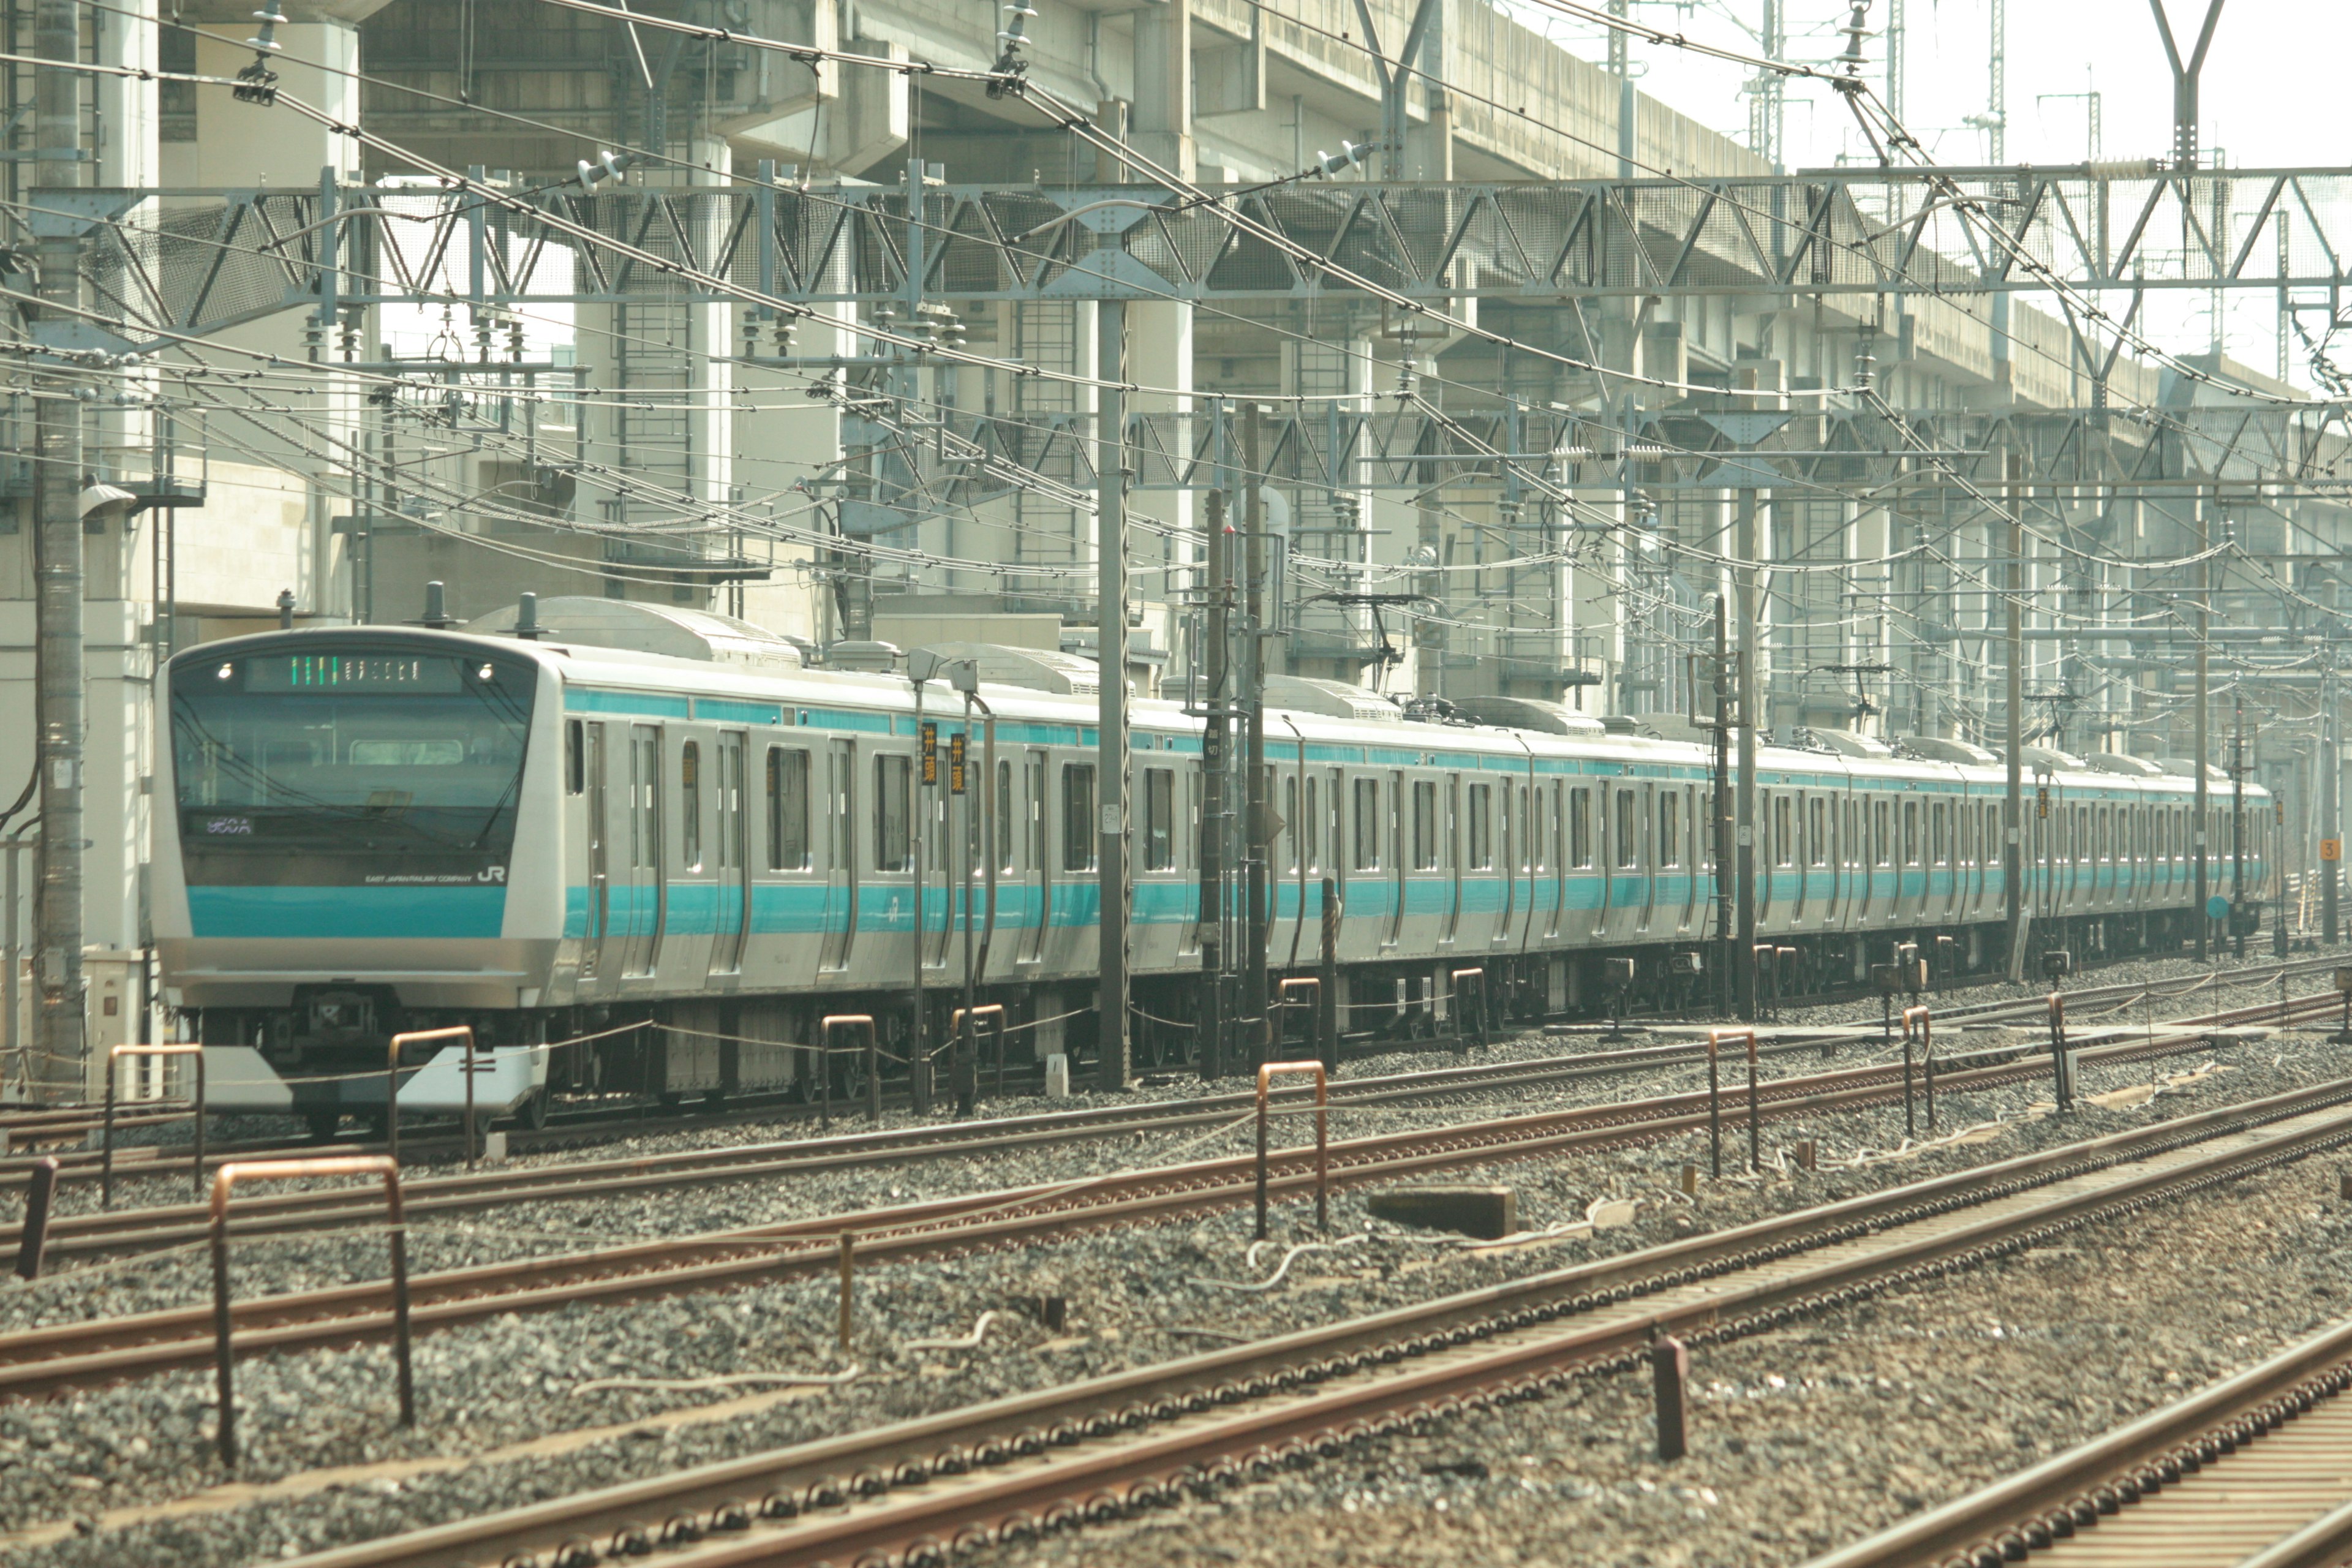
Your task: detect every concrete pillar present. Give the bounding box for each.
[1131,0,1194,180]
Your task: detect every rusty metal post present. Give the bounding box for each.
[1745,1031,1761,1172]
[1705,1031,1722,1178]
[2048,991,2072,1112]
[1905,1005,1934,1133]
[1318,878,1340,1069]
[386,1026,473,1169]
[14,1157,58,1280]
[951,1005,1007,1109]
[1712,1028,1760,1173]
[1256,1060,1329,1238]
[1652,1334,1689,1461]
[1899,1006,1918,1137]
[837,1232,854,1351]
[102,1042,206,1208]
[212,1156,412,1465]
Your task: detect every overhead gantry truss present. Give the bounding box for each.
[30,165,2352,350]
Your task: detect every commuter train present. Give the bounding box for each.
[155,601,2274,1132]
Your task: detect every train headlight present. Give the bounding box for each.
[215,662,233,680]
[476,663,495,681]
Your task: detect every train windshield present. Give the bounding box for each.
[171,647,535,884]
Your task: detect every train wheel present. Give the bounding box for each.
[517,1090,550,1131]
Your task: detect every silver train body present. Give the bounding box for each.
[154,627,2274,1125]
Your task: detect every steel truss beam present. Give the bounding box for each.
[36,166,2352,350]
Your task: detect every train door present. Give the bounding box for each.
[1490,779,1515,946]
[923,755,954,969]
[1327,767,1346,937]
[1543,780,1561,940]
[581,721,611,981]
[1020,750,1049,963]
[1387,771,1407,948]
[1442,772,1463,945]
[818,739,858,972]
[711,731,750,976]
[622,725,665,976]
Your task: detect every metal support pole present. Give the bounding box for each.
[1713,597,1734,1017]
[1735,492,1760,1022]
[1319,878,1340,1068]
[910,683,929,1115]
[1652,1334,1689,1461]
[1243,406,1272,1068]
[2195,492,2211,961]
[1098,300,1131,1092]
[2004,450,2027,981]
[30,0,87,1102]
[2233,693,2247,957]
[2328,665,2341,945]
[1198,488,1230,1079]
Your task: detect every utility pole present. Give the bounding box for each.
[2326,660,2340,944]
[1196,487,1231,1079]
[1711,596,1734,1016]
[2195,492,2211,960]
[2231,692,2246,957]
[2003,451,2026,981]
[1097,299,1130,1091]
[31,0,87,1101]
[1735,489,1759,1022]
[1242,405,1271,1068]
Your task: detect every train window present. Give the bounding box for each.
[717,738,744,872]
[631,728,660,870]
[1930,801,1947,865]
[875,754,912,872]
[766,747,810,870]
[1615,789,1638,868]
[566,719,585,795]
[1807,797,1827,866]
[1873,800,1891,866]
[1406,781,1434,869]
[679,743,703,872]
[1144,768,1175,871]
[1468,784,1493,869]
[1024,758,1046,873]
[1657,791,1679,869]
[997,760,1015,871]
[1774,796,1793,868]
[1570,788,1593,868]
[1899,800,1917,866]
[1354,778,1381,869]
[1303,777,1319,873]
[1283,776,1300,873]
[1061,763,1097,872]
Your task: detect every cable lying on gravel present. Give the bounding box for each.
[903,1312,1003,1352]
[570,1366,861,1397]
[1194,1234,1372,1292]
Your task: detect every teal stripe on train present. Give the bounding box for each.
[190,886,508,940]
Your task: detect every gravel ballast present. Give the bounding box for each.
[1,1031,2346,1565]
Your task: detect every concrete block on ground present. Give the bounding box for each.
[1364,1184,1517,1240]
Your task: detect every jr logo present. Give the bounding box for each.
[477,865,508,884]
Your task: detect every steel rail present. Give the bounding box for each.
[8,953,2333,1181]
[6,975,2318,1271]
[0,1001,2324,1407]
[1806,1315,2352,1568]
[271,1077,2352,1568]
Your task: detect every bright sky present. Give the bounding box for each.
[1507,0,2352,376]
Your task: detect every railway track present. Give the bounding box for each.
[0,989,2321,1407]
[263,1073,2352,1568]
[17,952,2337,1198]
[1808,1314,2352,1568]
[12,961,2325,1273]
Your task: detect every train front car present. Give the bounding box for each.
[154,630,563,1136]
